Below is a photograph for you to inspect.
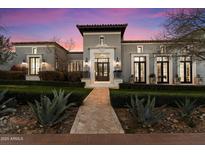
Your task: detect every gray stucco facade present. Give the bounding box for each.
[77,24,205,87]
[1,23,205,87]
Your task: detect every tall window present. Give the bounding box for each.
[100,36,104,46]
[137,46,143,53]
[32,48,37,54]
[69,60,83,72]
[29,57,40,75]
[55,57,58,70]
[133,56,146,83]
[179,56,192,83]
[160,46,166,53]
[157,56,169,83]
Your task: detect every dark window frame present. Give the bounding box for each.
[29,57,40,75]
[157,56,169,84]
[133,56,146,83]
[180,56,192,83]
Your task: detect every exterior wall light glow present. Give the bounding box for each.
[85,57,88,65]
[42,59,46,65]
[116,57,119,66]
[22,59,26,65]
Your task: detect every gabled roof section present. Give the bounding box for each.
[12,41,68,52]
[76,24,128,37]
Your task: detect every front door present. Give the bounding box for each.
[95,58,110,81]
[29,57,40,75]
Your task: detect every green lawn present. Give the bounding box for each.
[0,84,91,94]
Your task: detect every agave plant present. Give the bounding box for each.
[127,95,163,127]
[28,89,75,127]
[0,90,16,116]
[175,97,197,118]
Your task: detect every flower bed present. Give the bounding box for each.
[0,105,78,134]
[114,107,205,133]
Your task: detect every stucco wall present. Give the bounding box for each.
[55,47,68,71]
[83,33,122,65]
[3,45,56,72]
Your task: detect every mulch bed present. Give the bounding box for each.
[0,105,78,134]
[114,107,205,133]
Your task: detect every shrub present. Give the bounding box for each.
[119,83,205,91]
[0,70,26,80]
[0,80,85,88]
[28,89,75,127]
[39,71,65,81]
[10,64,27,72]
[175,97,198,118]
[110,90,205,108]
[66,71,83,82]
[0,90,16,117]
[127,95,164,127]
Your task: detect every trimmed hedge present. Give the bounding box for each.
[3,90,88,106]
[0,70,26,80]
[0,80,85,87]
[39,71,65,81]
[66,71,83,82]
[110,91,205,108]
[119,83,205,91]
[39,71,83,82]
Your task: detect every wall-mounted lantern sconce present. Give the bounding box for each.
[116,57,119,66]
[85,57,88,66]
[22,59,26,65]
[42,59,46,65]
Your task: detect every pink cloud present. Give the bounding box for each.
[124,26,160,40]
[0,9,68,26]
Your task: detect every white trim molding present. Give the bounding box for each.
[83,32,121,35]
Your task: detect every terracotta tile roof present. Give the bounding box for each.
[76,24,128,37]
[12,41,68,52]
[122,40,170,43]
[69,51,83,54]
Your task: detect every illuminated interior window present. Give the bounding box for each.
[69,60,83,72]
[29,57,40,75]
[133,56,146,83]
[179,56,192,83]
[137,46,143,53]
[32,48,37,54]
[100,36,104,46]
[160,46,166,53]
[157,56,169,83]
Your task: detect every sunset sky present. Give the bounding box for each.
[0,8,172,50]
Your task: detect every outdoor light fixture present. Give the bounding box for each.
[116,57,119,65]
[42,59,46,65]
[22,59,26,65]
[85,57,88,65]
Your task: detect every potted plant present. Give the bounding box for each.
[196,74,203,85]
[149,73,156,84]
[174,74,181,84]
[129,74,135,83]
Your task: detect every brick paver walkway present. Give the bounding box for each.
[70,88,124,134]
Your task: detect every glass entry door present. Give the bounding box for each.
[133,56,146,83]
[29,57,40,75]
[157,56,169,83]
[95,58,110,81]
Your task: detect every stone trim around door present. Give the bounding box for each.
[82,47,122,88]
[26,54,42,81]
